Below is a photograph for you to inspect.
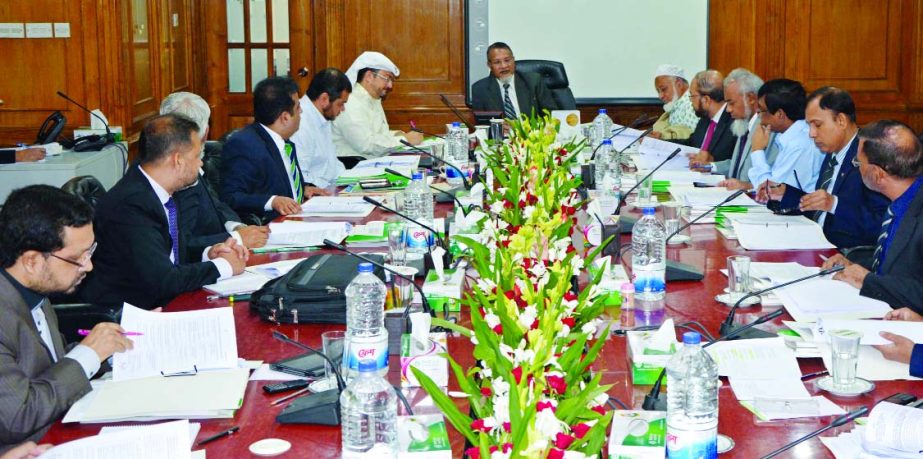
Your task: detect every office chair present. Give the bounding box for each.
[61,176,106,210]
[516,60,578,110]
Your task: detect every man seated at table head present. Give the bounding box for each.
[80,114,247,310]
[331,51,423,164]
[220,77,328,221]
[0,185,133,451]
[749,79,824,201]
[290,68,352,189]
[822,120,923,309]
[681,70,735,162]
[650,64,698,141]
[470,42,558,120]
[709,68,766,191]
[765,87,889,248]
[159,91,270,249]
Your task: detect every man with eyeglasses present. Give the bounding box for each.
[680,70,735,162]
[822,120,923,309]
[765,87,888,248]
[331,51,423,164]
[0,185,133,452]
[81,114,248,310]
[470,42,557,121]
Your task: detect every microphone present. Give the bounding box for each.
[409,121,445,139]
[439,94,474,130]
[399,139,472,190]
[57,91,115,152]
[384,167,470,214]
[272,330,345,425]
[719,265,845,338]
[642,308,785,411]
[666,189,746,240]
[613,146,681,215]
[759,406,869,459]
[589,114,650,161]
[361,196,453,269]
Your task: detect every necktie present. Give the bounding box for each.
[165,197,179,266]
[818,155,839,191]
[502,83,516,120]
[285,143,303,202]
[871,205,894,273]
[700,120,717,151]
[730,131,749,179]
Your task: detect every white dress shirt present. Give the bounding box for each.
[259,124,299,211]
[331,84,405,159]
[816,133,855,225]
[498,75,521,117]
[137,166,233,280]
[748,120,824,190]
[290,95,345,188]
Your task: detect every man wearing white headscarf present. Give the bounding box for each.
[331,51,423,161]
[650,64,698,141]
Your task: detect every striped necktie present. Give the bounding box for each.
[870,205,894,273]
[165,197,179,265]
[284,143,303,202]
[730,131,749,179]
[818,155,839,191]
[502,83,516,120]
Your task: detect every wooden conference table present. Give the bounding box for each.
[42,203,921,458]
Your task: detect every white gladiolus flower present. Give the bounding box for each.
[519,306,537,330]
[484,313,501,330]
[480,366,492,379]
[490,201,505,215]
[492,377,509,395]
[513,347,535,366]
[558,324,571,338]
[582,320,598,337]
[534,408,566,440]
[529,261,547,279]
[471,335,479,345]
[523,205,536,219]
[595,392,610,406]
[490,451,511,459]
[563,452,588,459]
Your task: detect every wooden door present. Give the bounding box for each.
[205,0,313,140]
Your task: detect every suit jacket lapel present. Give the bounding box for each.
[131,166,175,258]
[253,123,293,199]
[0,274,57,363]
[487,78,504,111]
[711,111,732,147]
[832,138,859,196]
[514,72,534,116]
[884,187,923,272]
[42,298,67,358]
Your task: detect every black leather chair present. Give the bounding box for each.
[57,176,120,345]
[516,60,577,110]
[202,140,224,197]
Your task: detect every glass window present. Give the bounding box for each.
[271,0,289,43]
[226,0,244,43]
[251,49,268,89]
[249,0,267,43]
[228,48,246,93]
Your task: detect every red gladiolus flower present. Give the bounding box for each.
[512,366,523,384]
[503,200,513,209]
[465,446,480,458]
[546,374,567,394]
[509,225,521,234]
[591,404,607,416]
[559,148,568,156]
[555,432,575,449]
[548,448,565,459]
[502,422,511,433]
[470,418,488,432]
[480,387,492,397]
[564,292,578,302]
[530,319,539,330]
[561,317,576,328]
[502,443,513,452]
[537,400,556,412]
[492,324,503,334]
[573,423,592,438]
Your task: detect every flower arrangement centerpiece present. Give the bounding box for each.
[411,114,616,459]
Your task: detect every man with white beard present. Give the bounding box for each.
[650,64,698,141]
[691,68,775,191]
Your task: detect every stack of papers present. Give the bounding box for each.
[293,196,375,218]
[336,156,420,185]
[728,214,836,250]
[265,220,350,248]
[45,420,201,459]
[205,257,306,297]
[821,402,923,458]
[671,188,760,224]
[634,137,698,171]
[773,279,892,322]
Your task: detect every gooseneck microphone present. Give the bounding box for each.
[271,330,345,426]
[666,189,747,240]
[439,94,474,130]
[719,265,845,338]
[642,308,784,411]
[409,121,446,139]
[613,147,682,215]
[384,167,470,215]
[399,140,472,190]
[57,91,115,152]
[759,406,869,458]
[273,331,345,391]
[361,196,452,268]
[589,114,651,161]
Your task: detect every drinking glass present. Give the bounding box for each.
[388,223,407,266]
[830,329,862,389]
[727,255,751,302]
[321,330,346,382]
[635,173,653,205]
[662,202,682,244]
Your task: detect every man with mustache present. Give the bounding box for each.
[470,42,558,120]
[650,64,699,141]
[0,185,133,452]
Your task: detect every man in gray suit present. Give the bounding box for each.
[0,185,133,452]
[470,42,557,118]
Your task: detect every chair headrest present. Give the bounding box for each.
[516,60,570,88]
[61,176,106,209]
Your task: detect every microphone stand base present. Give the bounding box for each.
[276,389,341,425]
[642,393,667,411]
[718,325,776,341]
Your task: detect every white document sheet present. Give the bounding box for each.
[866,402,923,455]
[651,170,724,185]
[266,220,350,247]
[812,319,923,346]
[634,137,698,171]
[248,363,304,381]
[203,271,270,297]
[675,188,758,209]
[741,396,846,421]
[706,337,802,379]
[100,421,200,449]
[773,279,892,322]
[293,196,375,218]
[113,304,238,380]
[733,217,836,250]
[245,257,306,278]
[352,155,420,170]
[729,376,812,401]
[44,419,192,459]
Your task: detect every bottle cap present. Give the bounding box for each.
[682,331,701,344]
[412,172,424,180]
[602,139,612,145]
[357,262,374,273]
[642,207,656,216]
[357,359,378,373]
[451,121,460,128]
[446,168,460,178]
[598,108,607,114]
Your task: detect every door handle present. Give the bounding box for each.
[297,67,309,78]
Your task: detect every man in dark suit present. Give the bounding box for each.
[470,42,557,119]
[822,120,923,310]
[680,69,735,162]
[220,77,327,221]
[80,114,247,310]
[768,87,888,248]
[0,185,132,452]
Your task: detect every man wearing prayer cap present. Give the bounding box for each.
[650,64,698,141]
[332,51,423,163]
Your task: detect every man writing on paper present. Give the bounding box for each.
[679,70,735,162]
[470,42,558,119]
[331,52,423,164]
[822,120,923,308]
[750,79,824,201]
[0,185,133,452]
[763,87,889,248]
[81,115,247,310]
[290,68,352,189]
[160,92,270,249]
[649,64,698,141]
[221,77,328,221]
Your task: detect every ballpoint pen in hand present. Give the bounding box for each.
[77,329,143,336]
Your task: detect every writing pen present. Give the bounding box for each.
[270,386,311,406]
[793,170,804,191]
[197,426,240,446]
[800,370,828,381]
[77,329,142,337]
[251,246,314,254]
[206,293,252,302]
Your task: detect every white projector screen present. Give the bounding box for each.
[467,0,709,104]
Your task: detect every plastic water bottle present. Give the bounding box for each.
[344,263,389,380]
[594,139,612,187]
[445,122,469,187]
[341,359,398,458]
[666,332,719,459]
[593,108,613,144]
[402,172,435,255]
[631,207,666,326]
